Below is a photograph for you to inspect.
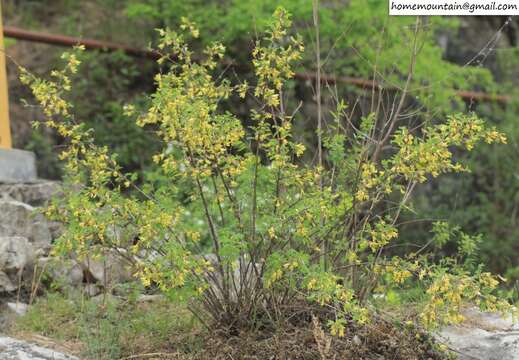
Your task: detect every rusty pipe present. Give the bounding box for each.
[4,25,160,60]
[4,25,511,104]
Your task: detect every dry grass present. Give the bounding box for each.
[186,317,445,360]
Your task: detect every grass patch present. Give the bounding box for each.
[10,290,201,359]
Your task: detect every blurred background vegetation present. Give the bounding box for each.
[3,0,519,283]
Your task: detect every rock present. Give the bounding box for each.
[353,335,362,346]
[0,236,35,272]
[105,224,137,248]
[37,257,84,288]
[204,254,261,302]
[0,200,52,252]
[80,250,133,288]
[84,283,101,297]
[0,237,35,293]
[6,302,29,316]
[438,307,519,360]
[0,336,78,360]
[137,294,165,303]
[0,181,65,240]
[47,220,64,241]
[0,181,62,207]
[0,271,16,292]
[0,148,37,183]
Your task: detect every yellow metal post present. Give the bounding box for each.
[0,3,12,148]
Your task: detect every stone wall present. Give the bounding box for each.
[0,181,60,293]
[0,179,132,298]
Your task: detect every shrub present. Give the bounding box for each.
[20,8,512,335]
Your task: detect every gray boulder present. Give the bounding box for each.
[0,237,35,293]
[0,236,35,272]
[0,149,37,183]
[0,336,78,360]
[0,181,62,207]
[83,283,102,297]
[6,302,29,316]
[0,200,52,252]
[80,250,134,288]
[439,307,519,360]
[0,271,16,292]
[204,254,261,302]
[37,257,84,288]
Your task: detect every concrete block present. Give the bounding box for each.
[0,148,37,183]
